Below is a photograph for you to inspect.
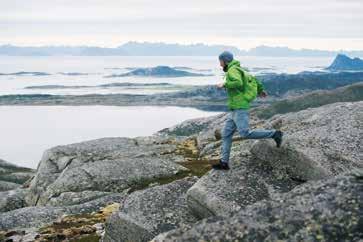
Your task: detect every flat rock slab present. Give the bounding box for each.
[46,190,114,207]
[0,206,65,231]
[0,188,27,213]
[0,180,20,192]
[103,177,199,242]
[153,171,363,241]
[26,136,190,206]
[186,160,301,219]
[0,193,126,231]
[251,101,363,181]
[0,159,35,191]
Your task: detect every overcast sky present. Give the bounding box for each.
[1,0,362,50]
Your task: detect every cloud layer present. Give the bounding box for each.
[1,0,363,50]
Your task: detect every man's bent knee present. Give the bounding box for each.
[222,129,234,139]
[238,129,250,138]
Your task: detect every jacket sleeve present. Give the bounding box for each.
[223,67,243,90]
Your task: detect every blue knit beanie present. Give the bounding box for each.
[218,51,234,64]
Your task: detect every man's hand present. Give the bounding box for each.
[216,83,225,88]
[259,91,268,98]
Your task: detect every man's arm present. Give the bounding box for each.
[255,77,264,94]
[254,76,267,97]
[223,67,243,89]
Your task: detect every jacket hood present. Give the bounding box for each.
[227,59,241,70]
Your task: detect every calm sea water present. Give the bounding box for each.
[0,106,221,168]
[0,56,332,95]
[0,56,333,168]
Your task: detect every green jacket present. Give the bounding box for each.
[223,59,264,110]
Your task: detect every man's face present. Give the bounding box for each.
[220,59,228,72]
[219,59,225,68]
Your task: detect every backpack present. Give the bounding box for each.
[236,67,258,103]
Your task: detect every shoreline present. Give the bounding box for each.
[1,71,363,112]
[0,105,223,168]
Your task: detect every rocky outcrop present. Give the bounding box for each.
[0,159,35,192]
[327,54,363,71]
[0,206,66,231]
[103,177,199,242]
[153,170,363,242]
[260,71,363,96]
[0,202,122,242]
[158,113,226,138]
[104,66,211,78]
[254,82,363,119]
[26,136,190,206]
[46,190,115,207]
[186,160,302,219]
[0,193,126,231]
[0,188,27,212]
[0,135,209,239]
[252,101,363,181]
[1,98,362,242]
[0,180,20,191]
[175,101,362,220]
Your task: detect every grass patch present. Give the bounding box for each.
[128,137,216,193]
[178,159,217,177]
[71,233,100,242]
[37,203,119,242]
[127,169,191,193]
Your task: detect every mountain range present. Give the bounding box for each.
[1,42,363,57]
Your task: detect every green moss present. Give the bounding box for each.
[37,204,120,242]
[179,159,215,177]
[174,137,200,158]
[71,233,100,242]
[127,159,214,193]
[128,136,216,193]
[40,214,103,233]
[127,169,192,193]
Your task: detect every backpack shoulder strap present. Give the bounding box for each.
[235,66,247,92]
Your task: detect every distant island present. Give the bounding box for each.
[0,71,51,76]
[104,66,212,78]
[326,54,363,71]
[2,71,363,111]
[1,42,363,57]
[24,82,179,89]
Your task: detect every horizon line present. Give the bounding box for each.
[1,41,362,53]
